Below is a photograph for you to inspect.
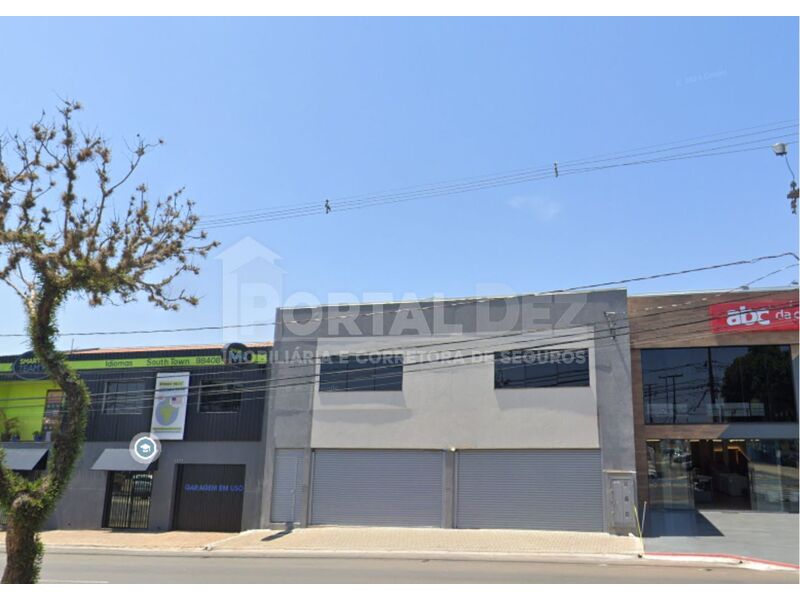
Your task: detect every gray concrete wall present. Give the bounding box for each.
[311,331,599,449]
[266,290,638,532]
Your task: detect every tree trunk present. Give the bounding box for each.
[1,499,44,584]
[1,283,90,584]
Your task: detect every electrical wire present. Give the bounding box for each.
[0,251,794,339]
[198,127,799,228]
[200,121,799,224]
[0,295,794,413]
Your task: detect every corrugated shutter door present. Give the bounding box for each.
[456,450,604,531]
[271,449,305,523]
[311,450,443,526]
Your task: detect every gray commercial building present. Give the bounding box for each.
[1,343,270,532]
[262,290,639,534]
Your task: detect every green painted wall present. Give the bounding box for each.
[0,380,55,441]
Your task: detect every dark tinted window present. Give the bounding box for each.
[642,345,796,424]
[198,381,243,413]
[495,349,590,388]
[102,380,147,415]
[319,355,403,392]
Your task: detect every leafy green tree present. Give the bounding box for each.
[719,346,795,421]
[0,100,217,583]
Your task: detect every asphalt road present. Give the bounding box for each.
[0,552,797,583]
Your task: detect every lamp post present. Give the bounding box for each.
[772,143,798,214]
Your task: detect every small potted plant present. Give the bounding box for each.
[0,410,21,442]
[33,430,44,442]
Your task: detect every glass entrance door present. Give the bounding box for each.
[647,440,695,509]
[689,440,751,510]
[747,440,800,513]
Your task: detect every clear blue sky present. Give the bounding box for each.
[0,17,798,354]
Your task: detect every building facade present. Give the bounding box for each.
[4,286,795,536]
[629,288,799,518]
[0,343,270,532]
[263,291,639,534]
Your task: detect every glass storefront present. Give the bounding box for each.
[642,345,796,424]
[647,439,799,513]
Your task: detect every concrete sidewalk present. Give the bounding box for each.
[211,527,643,556]
[0,529,232,551]
[644,510,800,567]
[1,527,642,558]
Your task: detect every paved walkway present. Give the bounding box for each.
[644,509,799,566]
[0,529,231,550]
[1,526,642,557]
[210,526,643,556]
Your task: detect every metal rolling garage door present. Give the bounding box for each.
[173,464,246,532]
[311,450,444,526]
[456,450,604,531]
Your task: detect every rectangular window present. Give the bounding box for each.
[319,355,403,392]
[494,348,590,388]
[102,380,148,415]
[198,380,243,413]
[642,345,797,424]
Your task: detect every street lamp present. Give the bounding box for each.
[772,142,798,214]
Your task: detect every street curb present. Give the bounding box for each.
[1,543,640,563]
[644,551,800,571]
[4,543,793,571]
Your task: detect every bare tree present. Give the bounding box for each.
[0,100,217,583]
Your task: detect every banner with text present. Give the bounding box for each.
[150,372,191,440]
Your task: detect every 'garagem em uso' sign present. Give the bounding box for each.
[709,298,799,333]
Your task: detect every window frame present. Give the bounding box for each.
[197,379,244,414]
[319,354,404,392]
[641,344,797,425]
[494,348,591,389]
[101,379,149,415]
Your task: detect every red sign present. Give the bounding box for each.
[709,298,799,333]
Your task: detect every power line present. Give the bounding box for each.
[0,295,794,412]
[200,120,799,223]
[198,126,798,228]
[0,251,794,340]
[200,132,798,225]
[203,139,796,226]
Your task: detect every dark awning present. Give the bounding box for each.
[1,447,49,471]
[91,448,155,472]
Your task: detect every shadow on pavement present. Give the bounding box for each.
[262,523,294,542]
[644,509,723,538]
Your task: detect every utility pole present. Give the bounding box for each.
[659,374,684,424]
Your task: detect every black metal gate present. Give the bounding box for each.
[103,471,153,529]
[173,464,245,532]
